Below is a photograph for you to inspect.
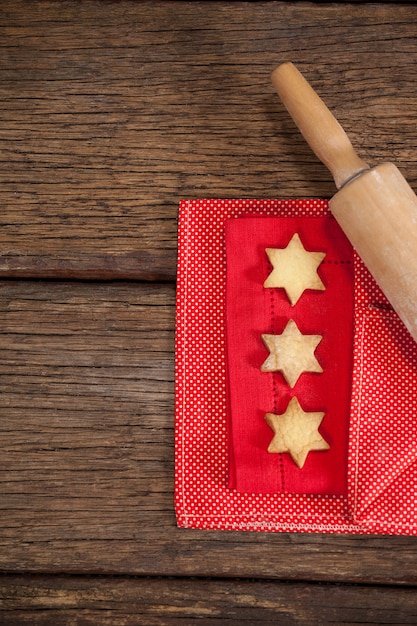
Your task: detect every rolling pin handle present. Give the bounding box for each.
[271,62,369,189]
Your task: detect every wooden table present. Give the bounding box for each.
[2,1,417,622]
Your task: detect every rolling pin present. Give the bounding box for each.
[271,62,417,343]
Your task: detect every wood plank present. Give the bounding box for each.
[2,1,417,278]
[2,281,417,584]
[1,575,417,625]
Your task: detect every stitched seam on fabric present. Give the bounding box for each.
[269,287,285,491]
[180,517,361,534]
[225,522,364,533]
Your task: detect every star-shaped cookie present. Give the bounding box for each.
[261,319,323,387]
[265,397,329,468]
[264,233,326,305]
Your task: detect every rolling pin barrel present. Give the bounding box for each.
[331,162,417,340]
[271,62,417,342]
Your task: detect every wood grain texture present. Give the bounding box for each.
[2,1,417,278]
[3,1,417,621]
[1,575,417,625]
[1,281,417,586]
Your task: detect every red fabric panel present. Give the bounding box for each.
[225,216,354,494]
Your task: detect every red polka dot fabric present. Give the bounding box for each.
[175,199,417,534]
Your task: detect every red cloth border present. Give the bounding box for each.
[175,199,417,534]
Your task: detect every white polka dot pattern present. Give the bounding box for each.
[349,253,417,533]
[175,198,417,535]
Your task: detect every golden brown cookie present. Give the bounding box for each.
[264,233,326,305]
[261,319,323,387]
[265,397,329,468]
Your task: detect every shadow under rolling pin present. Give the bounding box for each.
[271,62,417,343]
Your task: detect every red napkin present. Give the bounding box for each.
[225,216,354,495]
[348,277,417,530]
[175,198,417,534]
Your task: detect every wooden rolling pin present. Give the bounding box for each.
[271,62,417,343]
